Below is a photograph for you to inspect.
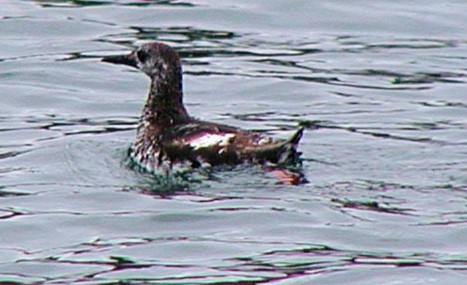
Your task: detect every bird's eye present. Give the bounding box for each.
[136,50,148,62]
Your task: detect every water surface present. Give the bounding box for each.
[0,0,466,284]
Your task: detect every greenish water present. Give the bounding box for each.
[0,0,466,284]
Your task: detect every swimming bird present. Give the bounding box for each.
[102,42,304,177]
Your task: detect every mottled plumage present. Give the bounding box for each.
[102,42,304,175]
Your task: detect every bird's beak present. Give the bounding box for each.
[101,52,138,68]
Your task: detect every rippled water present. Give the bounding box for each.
[1,0,466,284]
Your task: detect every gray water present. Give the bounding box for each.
[1,0,466,284]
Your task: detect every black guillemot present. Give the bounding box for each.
[102,42,304,178]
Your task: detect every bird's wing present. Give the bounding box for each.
[158,120,302,166]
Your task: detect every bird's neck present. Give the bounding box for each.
[139,70,189,134]
[148,75,187,112]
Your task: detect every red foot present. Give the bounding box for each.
[269,169,302,185]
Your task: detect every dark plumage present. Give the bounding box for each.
[102,42,304,175]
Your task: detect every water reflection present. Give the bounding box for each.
[32,0,195,8]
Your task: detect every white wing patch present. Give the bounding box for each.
[257,137,272,145]
[189,133,235,150]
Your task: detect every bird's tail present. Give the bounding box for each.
[278,127,304,165]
